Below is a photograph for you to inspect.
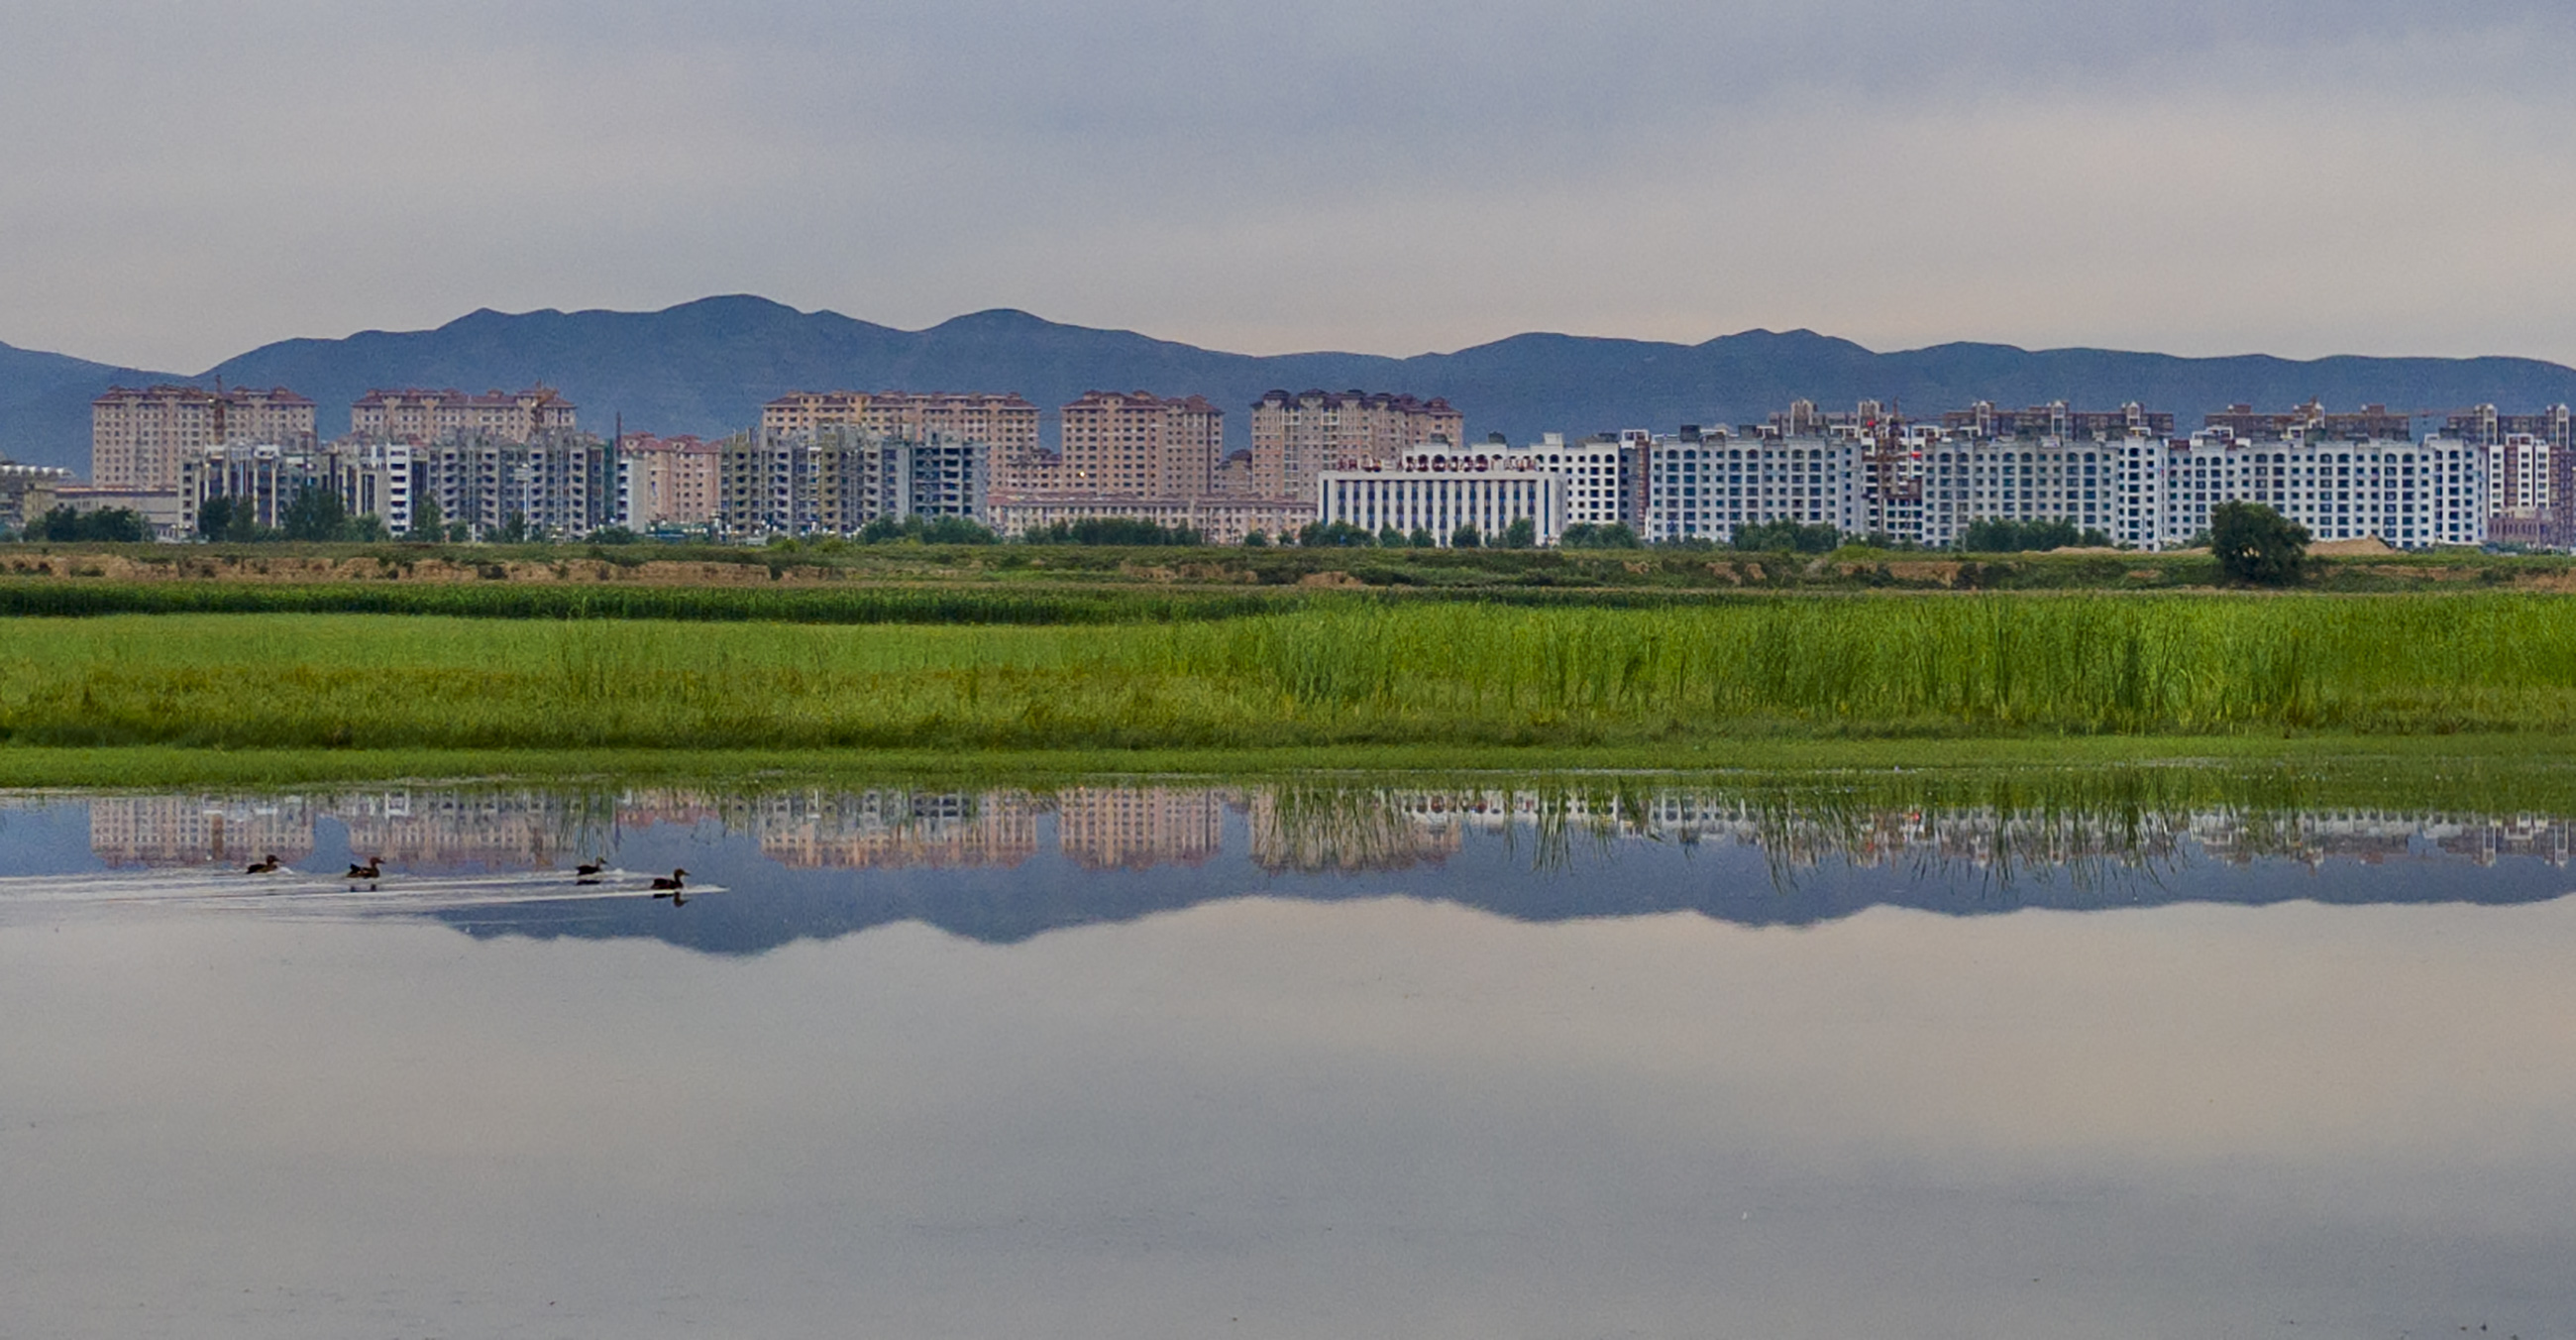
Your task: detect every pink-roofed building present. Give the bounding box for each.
[90,385,317,490]
[350,386,577,444]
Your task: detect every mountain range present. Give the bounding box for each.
[11,293,2576,476]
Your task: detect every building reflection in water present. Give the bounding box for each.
[83,785,2576,878]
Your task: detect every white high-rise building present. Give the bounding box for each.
[1641,434,1864,544]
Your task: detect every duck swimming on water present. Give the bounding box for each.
[575,857,607,885]
[244,854,283,874]
[650,868,690,892]
[345,857,382,880]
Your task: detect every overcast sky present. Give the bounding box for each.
[6,1,2576,372]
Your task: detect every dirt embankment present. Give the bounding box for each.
[0,552,876,587]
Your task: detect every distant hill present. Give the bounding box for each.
[0,341,176,474]
[12,293,2576,476]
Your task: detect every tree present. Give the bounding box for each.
[197,496,237,540]
[1408,526,1435,548]
[28,506,147,542]
[1378,524,1406,547]
[1500,516,1537,549]
[1242,529,1270,547]
[2209,501,2309,586]
[279,485,350,542]
[1450,523,1481,549]
[493,511,531,544]
[410,495,444,541]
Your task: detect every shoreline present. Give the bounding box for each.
[5,734,2572,791]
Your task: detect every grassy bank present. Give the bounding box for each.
[6,738,2576,815]
[9,537,2576,596]
[8,596,2576,755]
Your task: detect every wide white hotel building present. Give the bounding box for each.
[1315,446,1566,545]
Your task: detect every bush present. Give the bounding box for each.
[1561,522,1642,549]
[1299,520,1375,548]
[857,514,999,545]
[1958,517,2110,553]
[1026,517,1204,546]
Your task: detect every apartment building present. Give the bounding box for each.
[614,434,721,531]
[2205,400,2413,442]
[1628,398,2489,552]
[412,433,608,538]
[1058,391,1224,498]
[1640,435,1867,544]
[1519,431,1649,528]
[91,385,317,490]
[2154,434,2483,549]
[179,443,306,530]
[1250,389,1463,501]
[1916,438,2122,547]
[1940,400,2175,441]
[1314,445,1565,546]
[351,387,578,444]
[813,428,988,531]
[1,458,73,533]
[2484,434,2554,545]
[718,428,991,538]
[2448,406,2573,546]
[761,391,1042,491]
[325,442,415,536]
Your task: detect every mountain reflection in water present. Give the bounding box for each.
[12,773,2570,953]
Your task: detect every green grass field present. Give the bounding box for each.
[6,596,2576,764]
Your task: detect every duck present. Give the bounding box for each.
[244,854,283,874]
[345,857,382,880]
[650,868,690,893]
[575,856,608,885]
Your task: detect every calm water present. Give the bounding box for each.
[2,778,2571,1338]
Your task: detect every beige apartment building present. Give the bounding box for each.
[1250,389,1463,500]
[1058,391,1224,498]
[761,391,1043,489]
[90,385,317,490]
[615,434,721,530]
[350,387,578,443]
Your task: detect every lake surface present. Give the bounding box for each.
[2,776,2571,1338]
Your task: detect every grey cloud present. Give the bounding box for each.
[3,0,2575,370]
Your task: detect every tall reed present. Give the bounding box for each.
[5,595,2575,749]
